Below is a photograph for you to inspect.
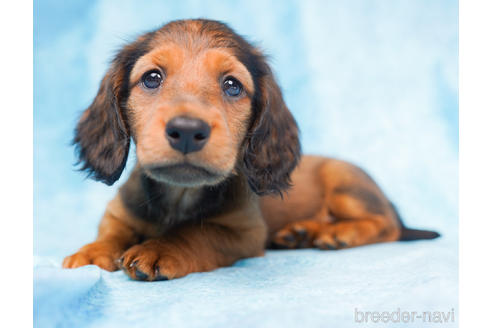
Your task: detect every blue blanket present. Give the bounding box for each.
[34,0,458,327]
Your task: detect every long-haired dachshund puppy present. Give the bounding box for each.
[63,19,439,281]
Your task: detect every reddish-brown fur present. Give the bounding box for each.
[63,19,439,281]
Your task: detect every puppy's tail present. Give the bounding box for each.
[399,227,441,241]
[390,203,441,241]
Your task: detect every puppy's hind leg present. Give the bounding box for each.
[270,160,401,250]
[270,207,400,250]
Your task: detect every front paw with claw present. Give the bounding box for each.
[118,239,194,281]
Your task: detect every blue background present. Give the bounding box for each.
[34,1,458,327]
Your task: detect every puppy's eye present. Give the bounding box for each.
[142,70,163,89]
[223,76,243,97]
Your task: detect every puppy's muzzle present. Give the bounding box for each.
[165,116,211,154]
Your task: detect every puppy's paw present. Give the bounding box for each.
[119,240,190,281]
[312,230,350,250]
[271,220,354,250]
[271,220,322,249]
[62,242,123,271]
[312,222,380,250]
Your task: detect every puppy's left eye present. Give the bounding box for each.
[142,70,163,89]
[223,76,243,97]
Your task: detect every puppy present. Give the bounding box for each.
[63,19,439,281]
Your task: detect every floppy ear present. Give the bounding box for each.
[74,36,152,185]
[73,65,130,185]
[242,62,301,196]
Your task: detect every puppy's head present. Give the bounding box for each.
[74,19,300,195]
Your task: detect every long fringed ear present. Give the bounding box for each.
[242,61,301,196]
[73,35,152,185]
[73,66,130,185]
[73,32,153,185]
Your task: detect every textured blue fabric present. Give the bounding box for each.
[34,1,458,327]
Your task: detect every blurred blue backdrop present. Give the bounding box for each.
[34,1,458,327]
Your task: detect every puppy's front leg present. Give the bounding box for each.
[119,208,267,281]
[63,197,141,271]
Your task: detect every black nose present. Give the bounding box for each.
[165,116,211,154]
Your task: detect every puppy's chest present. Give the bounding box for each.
[159,188,207,224]
[121,172,235,230]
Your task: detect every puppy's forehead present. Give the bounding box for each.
[130,42,254,93]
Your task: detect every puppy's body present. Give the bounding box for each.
[63,19,439,281]
[122,155,403,245]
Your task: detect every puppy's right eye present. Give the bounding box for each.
[142,70,163,89]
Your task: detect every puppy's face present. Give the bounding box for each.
[74,19,300,195]
[128,43,254,186]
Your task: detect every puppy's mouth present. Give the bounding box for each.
[143,162,226,187]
